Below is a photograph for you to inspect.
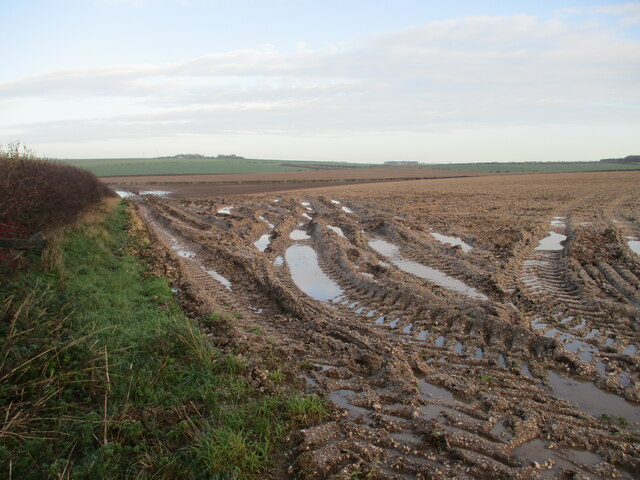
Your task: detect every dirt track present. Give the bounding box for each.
[127,171,640,479]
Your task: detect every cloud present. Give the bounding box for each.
[2,13,639,157]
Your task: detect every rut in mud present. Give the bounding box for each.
[123,172,640,480]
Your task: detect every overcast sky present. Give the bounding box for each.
[1,1,639,162]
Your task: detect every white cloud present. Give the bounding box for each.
[1,13,639,160]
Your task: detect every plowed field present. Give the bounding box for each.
[126,171,640,479]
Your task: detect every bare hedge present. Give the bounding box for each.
[0,144,114,239]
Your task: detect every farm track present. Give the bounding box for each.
[126,172,640,479]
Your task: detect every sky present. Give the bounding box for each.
[0,1,639,162]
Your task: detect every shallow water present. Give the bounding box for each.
[342,206,353,213]
[514,439,604,480]
[375,316,386,325]
[454,342,463,354]
[535,231,567,251]
[497,354,507,368]
[368,238,488,300]
[430,232,472,253]
[435,335,445,347]
[547,371,640,424]
[627,237,640,255]
[139,190,171,197]
[254,234,271,252]
[290,229,311,240]
[273,255,284,266]
[475,348,483,360]
[115,190,136,198]
[217,206,233,215]
[623,344,637,356]
[402,323,413,334]
[389,318,400,328]
[327,225,346,238]
[331,199,341,204]
[417,330,428,340]
[202,266,232,291]
[285,244,343,302]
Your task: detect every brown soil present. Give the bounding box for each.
[131,170,640,479]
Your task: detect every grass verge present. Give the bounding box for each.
[0,198,325,479]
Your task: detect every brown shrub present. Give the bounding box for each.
[0,144,114,240]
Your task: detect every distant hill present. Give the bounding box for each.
[600,155,640,164]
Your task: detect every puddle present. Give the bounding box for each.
[273,256,284,266]
[623,345,637,356]
[521,362,534,379]
[202,266,232,291]
[328,390,370,418]
[419,379,453,401]
[402,323,413,334]
[585,329,600,339]
[327,225,346,238]
[115,190,136,198]
[366,309,377,317]
[289,229,310,240]
[430,232,472,253]
[547,372,640,424]
[435,336,445,347]
[475,348,483,360]
[341,206,353,214]
[627,237,640,255]
[301,202,311,207]
[355,306,366,314]
[534,232,567,251]
[571,319,587,330]
[217,206,233,215]
[531,318,548,330]
[490,418,513,441]
[254,233,271,252]
[514,439,603,479]
[302,213,312,220]
[139,190,171,197]
[454,342,463,354]
[258,215,274,229]
[375,316,386,325]
[285,245,343,302]
[619,372,632,387]
[331,199,341,204]
[497,354,507,368]
[417,330,429,340]
[389,318,400,328]
[368,238,488,300]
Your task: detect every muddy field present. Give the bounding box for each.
[124,171,640,479]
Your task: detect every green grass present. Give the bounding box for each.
[60,157,371,177]
[0,201,327,479]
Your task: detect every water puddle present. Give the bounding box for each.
[375,316,386,325]
[497,354,507,368]
[327,225,346,238]
[435,335,445,347]
[341,206,353,214]
[273,256,284,267]
[627,237,640,255]
[289,229,310,240]
[368,238,488,300]
[417,330,429,340]
[202,266,232,291]
[115,190,136,198]
[402,323,413,334]
[535,232,567,251]
[285,245,343,302]
[258,215,274,229]
[354,306,366,314]
[475,348,483,360]
[331,199,341,204]
[139,190,171,197]
[623,345,637,356]
[454,342,463,354]
[254,233,271,252]
[366,309,377,317]
[531,318,548,330]
[328,390,370,418]
[521,362,534,379]
[302,213,312,220]
[547,372,640,424]
[389,318,400,328]
[514,439,603,479]
[217,206,233,215]
[585,329,600,339]
[430,232,472,253]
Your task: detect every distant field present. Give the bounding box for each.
[422,162,640,173]
[63,156,640,176]
[63,157,372,177]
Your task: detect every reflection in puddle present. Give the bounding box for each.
[342,206,353,213]
[375,316,386,325]
[327,225,346,238]
[454,342,463,354]
[430,232,472,253]
[285,245,343,302]
[290,229,310,240]
[217,206,233,215]
[627,237,640,255]
[368,238,488,300]
[435,335,445,347]
[331,199,341,204]
[254,234,271,252]
[547,372,640,424]
[402,323,413,334]
[417,330,429,340]
[535,232,567,251]
[328,390,370,418]
[514,439,603,479]
[389,318,400,328]
[202,266,232,291]
[623,345,637,356]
